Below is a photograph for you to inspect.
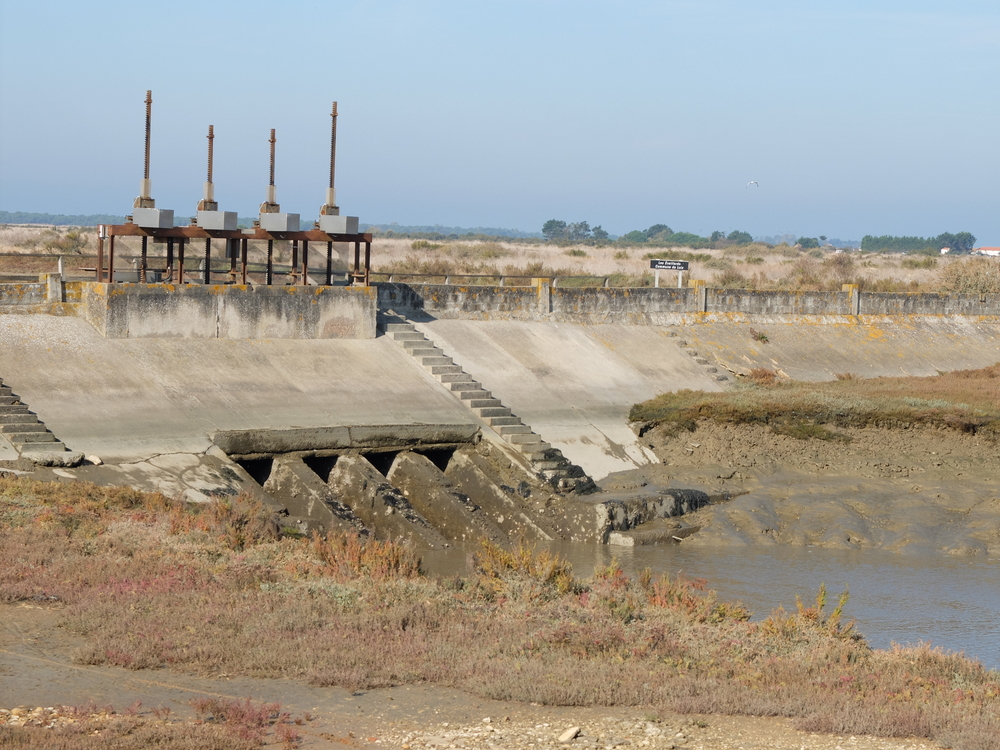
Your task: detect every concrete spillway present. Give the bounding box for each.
[4,282,1000,546]
[410,320,725,479]
[0,314,470,462]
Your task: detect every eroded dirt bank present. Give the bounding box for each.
[610,422,1000,555]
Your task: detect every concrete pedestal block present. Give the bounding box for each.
[132,208,174,229]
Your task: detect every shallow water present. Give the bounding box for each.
[422,542,1000,672]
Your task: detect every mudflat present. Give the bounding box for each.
[620,422,1000,555]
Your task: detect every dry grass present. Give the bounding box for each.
[4,226,996,292]
[1,476,998,749]
[631,364,1000,439]
[363,236,976,291]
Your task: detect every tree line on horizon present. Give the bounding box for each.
[861,232,977,254]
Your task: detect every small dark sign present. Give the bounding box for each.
[649,259,690,271]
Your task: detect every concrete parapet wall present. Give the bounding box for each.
[705,289,851,315]
[0,282,47,306]
[377,282,1000,322]
[79,282,377,339]
[861,292,1000,315]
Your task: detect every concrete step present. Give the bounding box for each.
[497,424,531,435]
[420,356,453,367]
[507,432,542,445]
[0,422,45,433]
[0,413,39,425]
[0,405,31,416]
[385,323,415,333]
[0,387,12,398]
[488,416,522,427]
[695,358,709,365]
[449,381,481,392]
[391,331,424,341]
[16,441,66,453]
[0,397,20,406]
[476,406,511,418]
[467,398,501,408]
[429,365,463,375]
[516,443,552,464]
[532,459,564,470]
[401,338,431,348]
[8,432,56,444]
[409,347,441,358]
[438,373,474,384]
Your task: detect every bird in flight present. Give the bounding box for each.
[746,181,759,188]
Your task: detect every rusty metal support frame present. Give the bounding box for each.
[96,234,105,282]
[203,238,212,285]
[95,224,373,286]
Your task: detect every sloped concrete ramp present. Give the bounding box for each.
[0,314,472,462]
[413,320,724,479]
[680,315,1000,381]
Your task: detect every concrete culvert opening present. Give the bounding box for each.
[364,450,400,476]
[302,454,339,483]
[415,446,456,473]
[235,457,275,486]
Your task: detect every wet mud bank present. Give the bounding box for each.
[610,422,1000,556]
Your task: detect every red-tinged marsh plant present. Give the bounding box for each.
[641,568,751,624]
[470,539,577,601]
[760,584,855,639]
[308,531,422,581]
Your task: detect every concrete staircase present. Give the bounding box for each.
[381,316,593,492]
[0,378,70,454]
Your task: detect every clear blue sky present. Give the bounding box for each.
[1,0,997,243]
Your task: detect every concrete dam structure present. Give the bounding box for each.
[3,277,1000,546]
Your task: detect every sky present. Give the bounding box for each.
[1,0,997,244]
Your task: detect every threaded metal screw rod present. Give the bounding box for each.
[143,90,152,181]
[207,125,214,183]
[269,129,276,187]
[329,102,338,190]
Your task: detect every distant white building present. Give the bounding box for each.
[975,247,1000,257]
[940,247,951,255]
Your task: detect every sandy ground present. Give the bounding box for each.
[615,423,1000,556]
[0,604,943,749]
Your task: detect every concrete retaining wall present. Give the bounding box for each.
[377,282,1000,321]
[705,289,852,315]
[0,282,48,306]
[79,282,377,339]
[861,292,1000,315]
